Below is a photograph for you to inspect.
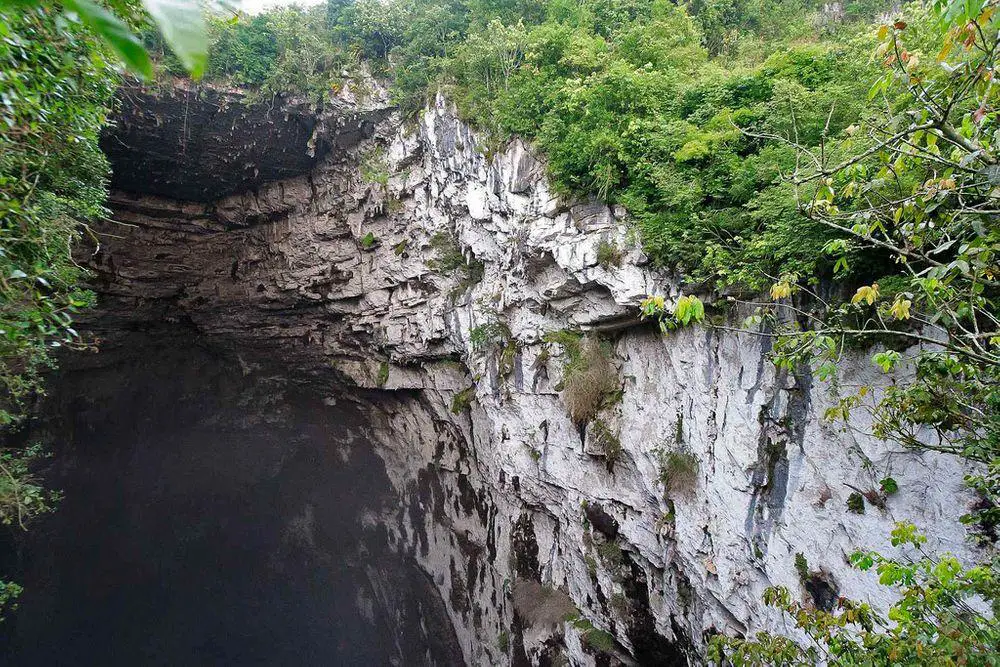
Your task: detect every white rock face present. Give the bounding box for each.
[95,92,984,666]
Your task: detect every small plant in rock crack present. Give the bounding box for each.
[590,419,622,473]
[428,231,484,295]
[360,146,390,187]
[794,552,810,583]
[596,238,623,268]
[360,231,378,250]
[428,232,467,273]
[470,319,518,378]
[568,616,617,654]
[386,195,405,214]
[846,491,865,514]
[470,321,510,349]
[375,361,389,388]
[655,500,676,536]
[659,450,699,496]
[450,387,475,414]
[595,539,625,574]
[846,483,887,510]
[609,592,629,617]
[879,476,898,496]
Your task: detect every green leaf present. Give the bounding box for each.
[62,0,153,79]
[673,295,705,326]
[873,350,900,372]
[879,477,898,495]
[142,0,208,79]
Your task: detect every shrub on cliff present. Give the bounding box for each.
[709,523,1000,666]
[512,580,577,626]
[659,450,698,496]
[546,333,619,425]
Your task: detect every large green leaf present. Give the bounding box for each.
[62,0,154,79]
[142,0,208,79]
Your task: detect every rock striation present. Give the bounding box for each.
[69,84,983,665]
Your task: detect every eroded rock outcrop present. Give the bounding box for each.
[66,86,983,665]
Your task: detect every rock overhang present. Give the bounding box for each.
[100,81,384,202]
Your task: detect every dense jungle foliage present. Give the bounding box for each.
[1,0,998,661]
[0,0,130,616]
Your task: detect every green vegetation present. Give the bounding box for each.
[595,539,625,573]
[511,579,577,625]
[545,333,618,424]
[793,552,810,584]
[1,6,115,429]
[6,0,1000,658]
[710,522,1000,665]
[846,491,865,514]
[145,0,883,291]
[569,615,618,653]
[360,146,389,187]
[596,239,623,269]
[590,419,622,472]
[375,361,389,387]
[359,231,378,250]
[451,386,476,414]
[469,317,514,351]
[2,0,209,621]
[0,444,60,529]
[469,319,517,376]
[879,476,898,496]
[428,231,485,295]
[658,450,699,496]
[634,0,1000,660]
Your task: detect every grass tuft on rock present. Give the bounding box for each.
[659,450,698,496]
[547,333,618,425]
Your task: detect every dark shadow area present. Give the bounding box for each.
[0,338,462,666]
[101,84,329,202]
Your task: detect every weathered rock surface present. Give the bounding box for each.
[70,87,983,665]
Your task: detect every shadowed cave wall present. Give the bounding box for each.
[3,336,463,666]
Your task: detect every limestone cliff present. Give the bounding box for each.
[70,83,981,665]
